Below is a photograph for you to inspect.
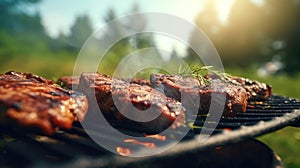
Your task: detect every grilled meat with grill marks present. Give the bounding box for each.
[204,74,272,101]
[57,76,151,90]
[0,71,88,135]
[129,78,151,86]
[150,74,248,116]
[57,76,80,90]
[78,72,185,133]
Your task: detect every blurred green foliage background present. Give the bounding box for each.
[0,0,299,167]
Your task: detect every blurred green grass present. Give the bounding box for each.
[0,53,76,79]
[1,58,299,168]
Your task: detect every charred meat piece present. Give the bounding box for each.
[205,74,272,101]
[3,71,55,84]
[112,84,185,131]
[57,76,80,90]
[150,74,248,116]
[57,76,151,90]
[0,71,88,135]
[55,76,149,91]
[129,78,151,86]
[78,72,185,133]
[78,73,126,113]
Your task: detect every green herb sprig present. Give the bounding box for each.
[178,65,232,85]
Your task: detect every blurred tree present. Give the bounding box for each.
[48,30,68,52]
[67,14,94,51]
[99,8,131,74]
[98,8,129,74]
[0,0,41,31]
[194,0,221,36]
[125,4,155,49]
[0,0,49,59]
[188,0,300,73]
[186,0,222,65]
[104,8,117,23]
[219,0,265,66]
[99,5,158,75]
[102,8,123,45]
[262,0,300,73]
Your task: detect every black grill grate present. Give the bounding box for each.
[193,95,300,129]
[1,95,300,168]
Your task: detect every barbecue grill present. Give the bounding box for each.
[1,94,300,168]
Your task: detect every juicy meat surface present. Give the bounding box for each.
[129,78,151,86]
[0,71,88,135]
[150,74,248,116]
[57,76,80,90]
[78,72,185,133]
[57,76,151,91]
[205,74,272,101]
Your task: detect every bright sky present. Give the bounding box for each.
[36,0,238,57]
[37,0,235,37]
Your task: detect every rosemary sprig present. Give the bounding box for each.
[178,64,190,75]
[199,66,232,82]
[178,65,232,85]
[190,65,211,85]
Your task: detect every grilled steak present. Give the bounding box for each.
[204,74,272,101]
[150,74,248,116]
[0,71,88,135]
[57,76,80,90]
[129,78,151,86]
[78,72,185,133]
[57,76,151,91]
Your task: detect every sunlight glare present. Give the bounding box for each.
[215,0,235,23]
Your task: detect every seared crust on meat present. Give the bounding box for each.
[129,78,151,86]
[112,83,185,131]
[78,72,185,133]
[231,76,272,101]
[205,74,272,101]
[57,76,80,90]
[0,71,88,135]
[150,74,248,116]
[3,71,55,84]
[198,83,248,115]
[78,73,126,113]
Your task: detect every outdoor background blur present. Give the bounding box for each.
[0,0,299,167]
